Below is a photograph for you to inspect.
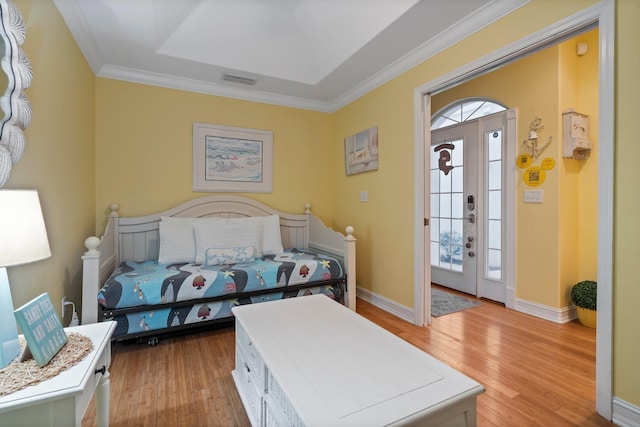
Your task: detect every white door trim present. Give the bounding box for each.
[412,0,614,419]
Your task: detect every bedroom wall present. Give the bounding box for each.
[3,0,95,324]
[94,80,335,233]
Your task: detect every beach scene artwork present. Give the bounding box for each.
[205,136,263,183]
[345,127,378,175]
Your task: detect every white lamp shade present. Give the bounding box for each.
[0,190,51,267]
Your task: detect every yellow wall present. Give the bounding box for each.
[4,0,95,324]
[615,0,640,406]
[5,0,639,410]
[94,80,335,231]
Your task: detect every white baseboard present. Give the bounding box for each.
[356,287,414,324]
[514,298,576,324]
[613,397,640,427]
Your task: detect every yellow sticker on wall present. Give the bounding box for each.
[541,157,556,170]
[523,166,546,187]
[516,154,532,169]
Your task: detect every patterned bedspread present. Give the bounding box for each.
[98,248,343,310]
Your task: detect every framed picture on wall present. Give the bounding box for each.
[193,122,273,193]
[344,127,379,175]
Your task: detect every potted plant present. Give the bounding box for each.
[571,280,597,328]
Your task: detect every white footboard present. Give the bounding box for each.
[307,212,357,310]
[81,196,356,325]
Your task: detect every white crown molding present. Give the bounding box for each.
[54,0,529,113]
[53,0,102,75]
[331,0,530,111]
[97,64,334,113]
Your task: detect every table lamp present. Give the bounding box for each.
[0,190,51,368]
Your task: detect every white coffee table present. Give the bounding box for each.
[232,295,484,426]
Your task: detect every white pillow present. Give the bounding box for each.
[194,221,263,264]
[158,221,196,264]
[227,215,283,255]
[206,246,255,266]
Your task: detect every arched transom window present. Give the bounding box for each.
[431,98,507,130]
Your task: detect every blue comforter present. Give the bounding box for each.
[98,248,343,310]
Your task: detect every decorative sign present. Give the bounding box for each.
[516,154,532,169]
[434,143,455,175]
[523,166,546,187]
[541,157,556,170]
[14,293,68,367]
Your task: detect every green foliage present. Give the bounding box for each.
[571,280,597,310]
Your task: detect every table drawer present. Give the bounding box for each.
[76,342,110,421]
[265,370,303,427]
[235,347,264,426]
[236,323,265,387]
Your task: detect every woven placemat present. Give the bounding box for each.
[0,332,93,397]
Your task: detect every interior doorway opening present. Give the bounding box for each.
[413,1,613,419]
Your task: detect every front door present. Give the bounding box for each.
[430,121,478,295]
[430,111,509,302]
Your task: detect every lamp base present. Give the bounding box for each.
[0,267,20,368]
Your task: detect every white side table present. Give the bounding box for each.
[0,321,116,427]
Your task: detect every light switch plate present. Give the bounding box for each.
[524,190,543,203]
[360,191,368,202]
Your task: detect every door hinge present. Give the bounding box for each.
[424,218,429,226]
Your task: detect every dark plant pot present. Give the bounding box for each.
[576,306,596,328]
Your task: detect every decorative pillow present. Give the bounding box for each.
[205,246,255,266]
[227,215,283,255]
[194,221,263,264]
[158,221,196,264]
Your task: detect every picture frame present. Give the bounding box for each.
[344,127,379,175]
[193,122,273,193]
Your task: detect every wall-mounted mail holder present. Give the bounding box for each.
[562,109,592,160]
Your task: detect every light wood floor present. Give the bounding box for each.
[83,288,615,426]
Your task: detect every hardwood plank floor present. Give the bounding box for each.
[83,289,615,426]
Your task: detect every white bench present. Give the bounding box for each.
[231,295,484,426]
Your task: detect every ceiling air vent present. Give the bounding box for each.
[222,73,258,86]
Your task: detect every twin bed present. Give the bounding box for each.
[81,195,356,342]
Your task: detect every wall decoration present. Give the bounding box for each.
[434,143,455,175]
[541,157,556,170]
[562,109,592,159]
[521,116,552,162]
[516,154,532,169]
[523,166,546,187]
[193,123,273,193]
[344,127,378,175]
[13,293,68,367]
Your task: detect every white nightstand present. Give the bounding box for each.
[0,321,116,427]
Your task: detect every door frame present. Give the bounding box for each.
[412,0,614,419]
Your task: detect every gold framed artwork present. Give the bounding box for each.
[344,127,379,175]
[193,122,273,193]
